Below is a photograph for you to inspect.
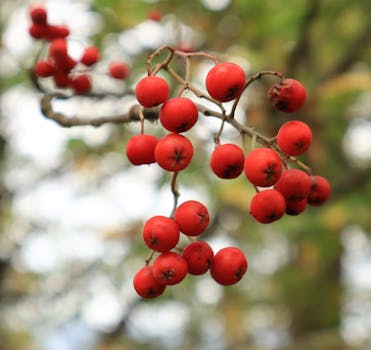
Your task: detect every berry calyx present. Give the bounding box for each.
[307,175,331,206]
[268,78,306,113]
[210,143,245,179]
[249,189,286,223]
[174,200,209,236]
[160,97,198,133]
[274,168,311,201]
[142,216,180,253]
[210,247,248,285]
[244,147,283,187]
[206,62,246,102]
[109,61,130,80]
[125,134,159,165]
[182,241,214,275]
[152,252,188,286]
[277,120,312,156]
[154,133,194,171]
[286,198,307,216]
[133,266,166,299]
[135,76,170,108]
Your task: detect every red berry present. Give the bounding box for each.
[274,168,311,201]
[45,24,70,40]
[154,133,194,171]
[286,198,307,216]
[34,60,55,77]
[142,216,180,253]
[53,70,71,88]
[249,189,286,224]
[205,62,246,102]
[174,200,209,236]
[160,97,198,133]
[182,241,214,275]
[210,247,247,285]
[80,46,100,66]
[268,78,306,113]
[29,24,46,39]
[108,61,130,80]
[71,74,92,94]
[148,9,162,22]
[244,148,283,187]
[210,143,245,179]
[29,5,47,25]
[277,120,312,156]
[126,134,158,165]
[307,175,331,206]
[135,76,169,108]
[133,266,166,299]
[49,39,68,63]
[152,252,188,286]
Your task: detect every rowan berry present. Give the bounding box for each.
[34,60,55,77]
[152,252,188,286]
[154,133,194,171]
[210,247,247,285]
[108,61,130,80]
[277,120,312,156]
[29,24,45,39]
[80,46,100,66]
[135,76,169,107]
[125,134,158,165]
[307,175,331,206]
[29,5,47,26]
[45,24,69,40]
[274,168,311,201]
[210,143,245,179]
[53,70,71,88]
[174,200,209,236]
[182,241,214,275]
[49,39,68,63]
[142,216,180,253]
[133,266,166,299]
[160,97,198,133]
[268,78,306,113]
[206,62,246,102]
[244,147,283,187]
[249,189,286,223]
[285,198,307,216]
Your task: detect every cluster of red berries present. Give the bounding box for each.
[127,60,330,298]
[28,5,130,94]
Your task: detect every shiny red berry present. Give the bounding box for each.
[182,241,214,275]
[142,216,180,253]
[29,24,46,39]
[244,148,283,187]
[268,78,306,113]
[210,247,247,285]
[45,24,69,40]
[126,134,158,165]
[152,252,188,286]
[108,61,130,80]
[274,168,311,201]
[133,266,166,299]
[135,76,169,107]
[250,189,286,224]
[160,97,198,133]
[210,143,245,179]
[154,133,194,171]
[307,176,331,206]
[174,200,209,236]
[80,46,100,66]
[277,120,312,156]
[29,5,47,25]
[206,62,246,102]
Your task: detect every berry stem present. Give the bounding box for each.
[169,171,180,218]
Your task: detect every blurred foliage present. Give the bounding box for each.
[1,0,371,350]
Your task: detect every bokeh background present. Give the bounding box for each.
[1,0,371,349]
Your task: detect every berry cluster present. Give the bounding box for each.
[126,49,330,298]
[28,5,130,94]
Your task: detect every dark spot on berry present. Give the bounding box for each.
[222,164,240,178]
[176,122,188,133]
[276,100,289,111]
